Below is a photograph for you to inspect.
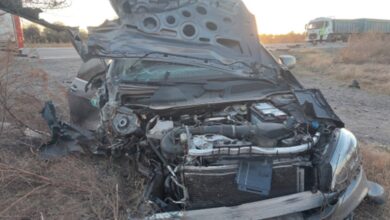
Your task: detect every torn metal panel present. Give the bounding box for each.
[39,101,97,159]
[294,89,344,127]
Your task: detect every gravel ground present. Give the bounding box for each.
[28,57,82,85]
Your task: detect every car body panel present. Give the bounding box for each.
[149,167,371,220]
[68,59,107,128]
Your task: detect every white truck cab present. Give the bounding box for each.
[305,17,333,43]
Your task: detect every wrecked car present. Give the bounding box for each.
[1,0,385,219]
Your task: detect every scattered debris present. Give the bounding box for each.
[39,101,96,159]
[23,48,40,59]
[349,79,361,89]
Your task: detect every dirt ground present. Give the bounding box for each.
[287,44,390,220]
[295,67,390,146]
[0,41,389,219]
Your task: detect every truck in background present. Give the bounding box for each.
[305,17,390,44]
[0,9,24,50]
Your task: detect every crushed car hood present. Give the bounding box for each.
[77,0,264,65]
[1,0,276,66]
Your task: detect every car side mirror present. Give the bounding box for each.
[279,55,296,70]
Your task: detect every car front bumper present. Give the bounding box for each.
[147,168,385,220]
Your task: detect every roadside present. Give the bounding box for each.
[23,43,73,48]
[287,45,390,220]
[357,144,389,220]
[293,70,390,146]
[277,37,390,146]
[265,42,347,52]
[0,50,144,219]
[20,47,79,60]
[290,46,390,96]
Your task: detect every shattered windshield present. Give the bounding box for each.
[112,59,228,82]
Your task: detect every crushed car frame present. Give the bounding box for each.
[0,0,385,219]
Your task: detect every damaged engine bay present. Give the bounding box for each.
[44,86,345,212]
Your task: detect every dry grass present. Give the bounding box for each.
[340,33,390,64]
[0,47,68,135]
[0,149,139,220]
[0,141,149,219]
[355,142,390,220]
[291,45,390,95]
[291,48,335,75]
[278,38,390,218]
[260,32,305,44]
[0,48,148,219]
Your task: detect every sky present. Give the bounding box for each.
[37,0,390,34]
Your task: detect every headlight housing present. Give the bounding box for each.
[330,129,361,191]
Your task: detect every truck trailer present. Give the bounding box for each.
[305,17,390,43]
[0,9,24,50]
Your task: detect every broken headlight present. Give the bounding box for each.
[330,129,361,191]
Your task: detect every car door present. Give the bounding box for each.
[68,58,107,130]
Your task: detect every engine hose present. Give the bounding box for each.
[161,124,292,155]
[188,132,321,156]
[161,123,320,156]
[147,138,169,166]
[189,123,290,139]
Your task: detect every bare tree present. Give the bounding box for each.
[0,0,73,31]
[23,0,71,10]
[0,0,71,12]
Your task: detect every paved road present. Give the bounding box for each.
[264,42,347,51]
[21,42,347,60]
[22,47,80,60]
